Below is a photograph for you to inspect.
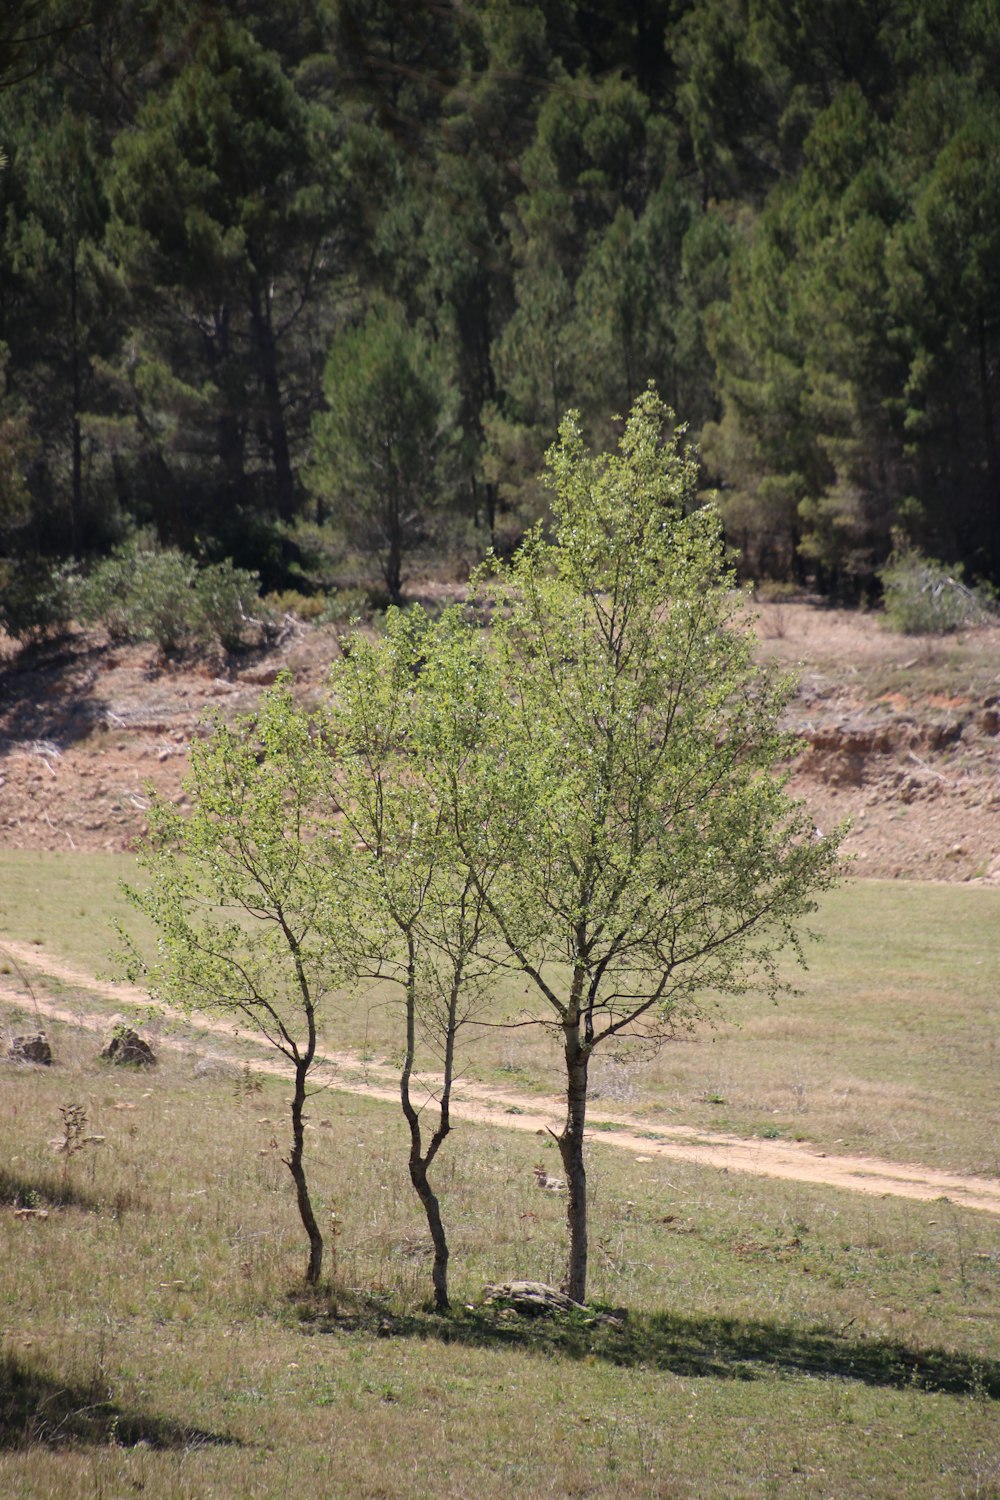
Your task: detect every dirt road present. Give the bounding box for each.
[3,936,999,1217]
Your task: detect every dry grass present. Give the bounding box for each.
[748,600,1000,700]
[2,856,1000,1494]
[1,1013,999,1498]
[2,855,999,1176]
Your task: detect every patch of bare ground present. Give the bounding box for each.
[2,601,999,881]
[3,937,999,1218]
[753,601,1000,882]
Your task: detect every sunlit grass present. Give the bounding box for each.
[2,855,999,1175]
[1,1020,999,1498]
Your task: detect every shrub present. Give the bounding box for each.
[130,548,198,653]
[263,588,328,622]
[320,586,369,623]
[194,559,263,651]
[0,556,74,640]
[880,544,997,635]
[76,545,265,653]
[74,546,176,651]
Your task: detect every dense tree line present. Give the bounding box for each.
[1,0,998,617]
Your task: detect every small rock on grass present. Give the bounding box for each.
[7,1033,52,1065]
[100,1025,156,1067]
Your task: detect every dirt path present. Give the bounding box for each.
[3,937,1000,1218]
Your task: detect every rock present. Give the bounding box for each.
[533,1165,566,1191]
[100,1026,157,1067]
[483,1280,583,1316]
[7,1033,52,1065]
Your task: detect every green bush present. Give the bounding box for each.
[74,543,162,644]
[320,585,369,623]
[0,556,74,640]
[194,559,263,651]
[76,543,265,653]
[880,544,997,635]
[263,587,328,622]
[131,548,198,653]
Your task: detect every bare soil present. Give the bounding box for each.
[1,598,999,882]
[3,935,999,1217]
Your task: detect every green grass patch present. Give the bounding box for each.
[0,1020,998,1498]
[0,852,157,982]
[1,856,999,1175]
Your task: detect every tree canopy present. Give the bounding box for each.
[448,388,845,1297]
[2,0,999,600]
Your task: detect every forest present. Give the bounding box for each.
[1,0,998,624]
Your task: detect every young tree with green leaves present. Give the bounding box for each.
[453,388,845,1303]
[323,608,499,1310]
[122,684,344,1286]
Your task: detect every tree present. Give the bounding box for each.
[310,303,448,601]
[0,1,92,92]
[323,608,499,1310]
[452,388,844,1302]
[106,16,346,550]
[0,87,122,560]
[122,684,343,1286]
[887,98,1000,576]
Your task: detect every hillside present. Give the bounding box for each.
[1,600,998,883]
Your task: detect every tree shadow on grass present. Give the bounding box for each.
[308,1298,1000,1399]
[0,1352,239,1450]
[0,1165,103,1213]
[0,1165,142,1217]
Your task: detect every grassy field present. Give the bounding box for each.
[1,1020,999,1498]
[1,855,999,1495]
[2,852,998,1173]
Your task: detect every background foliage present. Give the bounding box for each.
[2,0,999,605]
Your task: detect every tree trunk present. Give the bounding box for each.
[976,307,1000,572]
[383,463,404,603]
[213,303,249,512]
[557,1024,590,1304]
[407,1152,450,1311]
[69,233,83,559]
[250,279,296,521]
[484,478,498,545]
[399,940,453,1311]
[285,1055,323,1285]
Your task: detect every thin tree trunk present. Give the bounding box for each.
[976,308,1000,569]
[399,940,454,1311]
[384,461,404,603]
[213,303,248,509]
[250,279,295,521]
[557,1023,590,1304]
[407,1153,450,1310]
[69,233,83,559]
[285,1053,323,1285]
[484,479,498,545]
